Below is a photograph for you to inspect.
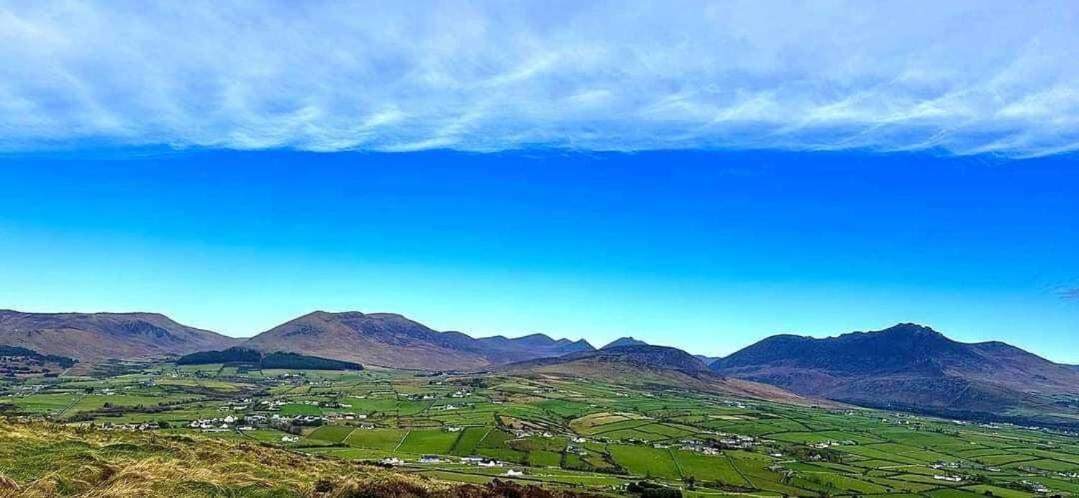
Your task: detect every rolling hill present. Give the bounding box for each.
[563,344,712,371]
[711,323,1079,425]
[504,344,827,406]
[244,311,593,370]
[0,310,239,363]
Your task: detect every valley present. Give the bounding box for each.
[2,358,1078,497]
[2,310,1078,496]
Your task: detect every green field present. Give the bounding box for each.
[0,359,1076,497]
[609,445,681,479]
[396,429,459,454]
[309,424,355,443]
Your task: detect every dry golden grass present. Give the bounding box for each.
[0,419,385,497]
[0,420,600,498]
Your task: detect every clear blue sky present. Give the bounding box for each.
[1,2,1078,361]
[1,149,1077,362]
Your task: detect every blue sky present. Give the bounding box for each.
[1,150,1077,361]
[0,2,1078,361]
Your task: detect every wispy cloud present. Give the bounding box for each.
[1060,288,1079,300]
[1,1,1078,156]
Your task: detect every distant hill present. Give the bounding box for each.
[600,337,649,349]
[565,344,711,371]
[471,333,594,362]
[504,344,826,406]
[597,337,726,364]
[245,311,593,370]
[694,354,722,365]
[711,323,1079,426]
[0,310,239,363]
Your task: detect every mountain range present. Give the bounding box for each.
[243,311,593,370]
[711,323,1079,426]
[0,310,594,371]
[2,309,1077,426]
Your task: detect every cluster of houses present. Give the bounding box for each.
[809,439,856,449]
[716,433,757,450]
[565,436,590,456]
[512,429,554,438]
[403,393,437,401]
[255,399,287,410]
[586,430,758,452]
[377,455,513,469]
[188,415,256,432]
[929,462,968,483]
[99,421,165,432]
[459,456,510,468]
[1018,480,1051,494]
[223,395,349,413]
[388,389,473,402]
[284,414,324,426]
[324,411,365,422]
[930,461,962,471]
[187,412,324,432]
[932,474,963,483]
[675,439,721,455]
[879,414,918,426]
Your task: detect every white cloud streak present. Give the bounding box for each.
[1,0,1078,157]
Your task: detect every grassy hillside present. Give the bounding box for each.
[0,419,369,496]
[0,420,596,497]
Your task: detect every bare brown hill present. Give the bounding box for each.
[244,311,593,370]
[0,310,239,363]
[711,323,1079,426]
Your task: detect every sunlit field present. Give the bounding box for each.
[3,362,1077,497]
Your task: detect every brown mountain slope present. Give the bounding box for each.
[245,311,488,370]
[711,323,1079,426]
[244,311,594,370]
[0,310,239,363]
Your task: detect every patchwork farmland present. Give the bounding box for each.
[1,361,1077,496]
